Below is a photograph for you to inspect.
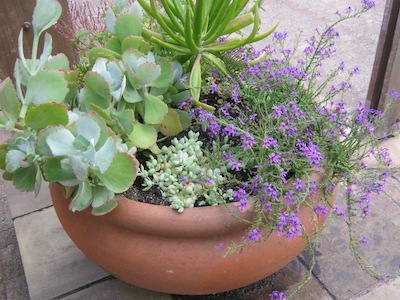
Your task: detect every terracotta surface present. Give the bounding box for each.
[50,173,336,295]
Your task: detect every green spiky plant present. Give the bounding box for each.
[135,0,278,110]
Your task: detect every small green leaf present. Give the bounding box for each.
[143,93,168,125]
[123,84,143,103]
[69,181,92,212]
[159,108,183,137]
[91,185,114,208]
[96,153,138,193]
[32,0,62,36]
[25,103,69,131]
[150,58,173,88]
[88,48,122,66]
[104,37,122,53]
[91,198,118,216]
[12,164,38,192]
[25,70,69,105]
[68,155,89,181]
[44,54,70,71]
[121,36,150,54]
[115,14,143,42]
[135,62,162,86]
[176,110,191,129]
[43,156,77,182]
[76,118,101,145]
[0,144,8,170]
[0,78,21,122]
[80,71,112,110]
[113,109,134,134]
[94,137,116,174]
[46,127,77,156]
[128,122,157,149]
[5,150,28,173]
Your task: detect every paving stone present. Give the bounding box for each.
[13,206,108,300]
[352,276,400,299]
[302,187,400,299]
[2,179,52,219]
[3,275,29,300]
[0,228,17,251]
[0,243,24,280]
[0,185,13,232]
[382,176,400,206]
[0,281,5,300]
[172,258,332,300]
[62,278,173,300]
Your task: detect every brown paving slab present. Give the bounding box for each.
[14,206,108,300]
[62,278,173,300]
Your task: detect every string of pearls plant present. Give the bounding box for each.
[139,131,234,212]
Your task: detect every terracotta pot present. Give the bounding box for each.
[50,172,336,295]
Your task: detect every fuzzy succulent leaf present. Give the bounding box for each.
[123,84,143,103]
[95,152,138,193]
[68,155,89,181]
[44,53,70,71]
[121,36,150,54]
[143,93,168,125]
[128,122,157,149]
[76,117,101,146]
[91,185,115,208]
[43,156,77,182]
[88,47,122,66]
[94,137,116,174]
[69,180,92,212]
[115,13,143,42]
[25,103,69,131]
[0,78,21,122]
[25,70,69,106]
[104,37,122,53]
[80,71,112,110]
[159,108,183,137]
[135,62,162,86]
[150,57,173,88]
[32,0,62,36]
[12,163,38,192]
[105,7,117,34]
[91,198,118,216]
[46,127,77,156]
[5,150,29,173]
[113,109,134,134]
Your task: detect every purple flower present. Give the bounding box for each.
[387,89,400,99]
[276,211,302,239]
[269,152,281,166]
[273,31,288,40]
[362,0,376,9]
[234,188,248,211]
[309,180,317,194]
[222,124,238,137]
[263,136,279,149]
[294,178,305,192]
[241,133,256,150]
[314,204,328,217]
[210,83,218,94]
[247,229,261,243]
[332,205,347,220]
[223,151,242,171]
[231,84,240,102]
[269,291,286,300]
[215,243,224,250]
[361,235,368,246]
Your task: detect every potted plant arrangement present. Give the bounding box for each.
[0,0,398,298]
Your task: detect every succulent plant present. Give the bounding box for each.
[140,131,233,212]
[0,0,193,214]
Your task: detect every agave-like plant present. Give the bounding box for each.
[135,0,278,110]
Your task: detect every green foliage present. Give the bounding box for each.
[140,131,233,212]
[135,0,278,109]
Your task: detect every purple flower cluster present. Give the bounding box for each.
[247,229,261,243]
[276,211,302,239]
[234,188,248,211]
[269,290,286,300]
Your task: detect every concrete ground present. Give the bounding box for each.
[1,0,400,299]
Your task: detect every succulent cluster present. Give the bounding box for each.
[140,131,233,212]
[0,0,192,215]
